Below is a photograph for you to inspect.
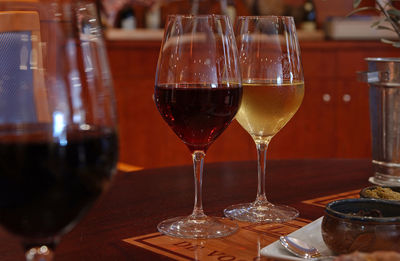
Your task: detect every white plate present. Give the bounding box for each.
[261,217,334,260]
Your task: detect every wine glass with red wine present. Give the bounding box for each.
[154,14,242,239]
[0,1,118,260]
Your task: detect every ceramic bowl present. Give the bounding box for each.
[321,198,400,254]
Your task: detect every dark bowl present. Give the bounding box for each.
[321,198,400,254]
[360,186,400,201]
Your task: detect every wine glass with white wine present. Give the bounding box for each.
[224,16,304,223]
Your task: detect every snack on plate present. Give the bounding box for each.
[334,251,400,261]
[363,186,400,200]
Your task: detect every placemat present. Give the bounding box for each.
[301,189,360,208]
[123,189,360,260]
[123,218,310,261]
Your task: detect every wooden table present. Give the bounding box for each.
[0,159,373,260]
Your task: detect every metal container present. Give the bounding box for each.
[360,58,400,186]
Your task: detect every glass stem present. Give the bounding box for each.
[255,141,270,204]
[190,150,206,219]
[25,246,54,261]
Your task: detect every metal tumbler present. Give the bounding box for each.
[360,57,400,186]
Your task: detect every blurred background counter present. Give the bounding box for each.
[105,28,326,41]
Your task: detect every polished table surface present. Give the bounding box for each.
[0,159,373,260]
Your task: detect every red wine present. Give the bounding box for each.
[0,124,118,239]
[155,84,242,152]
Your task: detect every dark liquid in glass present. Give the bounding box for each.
[155,84,242,152]
[0,124,118,238]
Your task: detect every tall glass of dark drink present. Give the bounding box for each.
[154,14,242,239]
[0,1,118,260]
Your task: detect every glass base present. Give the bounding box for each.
[157,215,238,239]
[369,175,400,187]
[224,201,299,223]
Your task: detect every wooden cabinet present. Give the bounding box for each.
[297,42,399,159]
[106,39,399,168]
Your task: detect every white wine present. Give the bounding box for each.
[236,81,304,142]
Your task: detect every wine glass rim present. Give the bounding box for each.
[167,14,229,19]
